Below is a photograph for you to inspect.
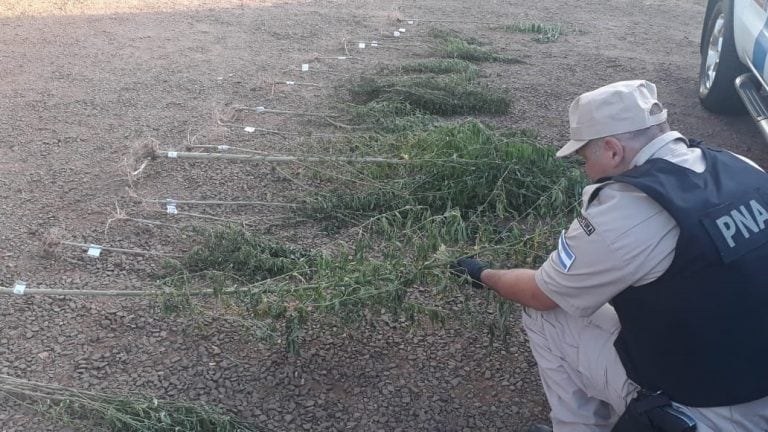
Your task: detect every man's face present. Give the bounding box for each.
[576,139,621,182]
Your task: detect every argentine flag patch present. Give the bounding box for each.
[557,230,575,272]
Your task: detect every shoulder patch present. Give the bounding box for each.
[557,230,575,272]
[576,214,596,236]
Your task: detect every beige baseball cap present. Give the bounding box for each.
[556,80,668,158]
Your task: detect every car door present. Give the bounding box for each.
[734,0,768,85]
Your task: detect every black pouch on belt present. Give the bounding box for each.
[611,390,697,432]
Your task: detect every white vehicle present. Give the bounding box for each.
[699,0,768,141]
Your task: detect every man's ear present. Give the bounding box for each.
[603,137,625,166]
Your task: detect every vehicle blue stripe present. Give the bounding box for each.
[753,16,768,76]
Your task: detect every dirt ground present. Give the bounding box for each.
[0,0,765,431]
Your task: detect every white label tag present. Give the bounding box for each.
[337,56,347,60]
[217,145,230,150]
[166,199,178,215]
[371,42,379,47]
[255,106,265,113]
[301,64,309,71]
[13,281,26,295]
[407,20,414,24]
[393,31,401,37]
[87,245,102,257]
[243,127,256,133]
[398,28,406,32]
[358,42,365,49]
[285,81,295,85]
[167,151,178,158]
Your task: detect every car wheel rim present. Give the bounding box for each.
[700,12,725,97]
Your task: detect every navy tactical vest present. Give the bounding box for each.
[590,145,768,407]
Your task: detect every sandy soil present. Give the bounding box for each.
[0,0,763,431]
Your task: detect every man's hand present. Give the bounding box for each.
[449,257,489,289]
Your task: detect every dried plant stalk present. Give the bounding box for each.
[0,286,246,297]
[0,373,257,431]
[57,240,182,258]
[157,151,407,164]
[233,105,338,117]
[146,198,299,207]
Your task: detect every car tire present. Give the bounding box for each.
[698,0,748,114]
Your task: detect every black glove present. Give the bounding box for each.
[449,257,489,289]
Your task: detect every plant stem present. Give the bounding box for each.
[0,287,248,297]
[402,18,503,24]
[273,81,323,87]
[59,241,182,258]
[156,151,409,164]
[235,106,338,117]
[159,210,259,226]
[146,198,300,207]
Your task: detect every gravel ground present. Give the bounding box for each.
[0,0,765,431]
